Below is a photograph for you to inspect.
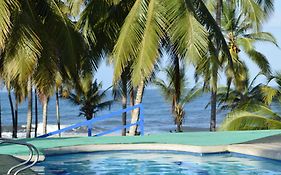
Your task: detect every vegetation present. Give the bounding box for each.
[0,0,279,138]
[154,62,202,132]
[61,75,113,121]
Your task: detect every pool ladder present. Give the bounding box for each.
[0,138,39,175]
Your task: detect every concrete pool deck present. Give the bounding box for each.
[1,130,281,161]
[0,154,37,174]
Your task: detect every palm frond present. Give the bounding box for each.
[244,32,278,47]
[167,0,208,64]
[130,0,166,86]
[259,86,278,105]
[112,0,147,84]
[0,0,18,49]
[190,0,232,63]
[255,0,274,17]
[153,78,173,102]
[246,49,271,75]
[181,85,203,104]
[237,0,265,31]
[219,110,281,131]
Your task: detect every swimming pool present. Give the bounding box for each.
[33,150,281,174]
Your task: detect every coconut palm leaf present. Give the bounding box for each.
[237,0,266,31]
[255,0,274,16]
[0,0,19,49]
[66,0,85,17]
[189,0,232,61]
[3,1,42,82]
[167,0,208,64]
[113,0,167,86]
[246,50,271,75]
[61,75,114,120]
[243,32,278,46]
[181,85,204,105]
[219,109,281,131]
[153,78,173,102]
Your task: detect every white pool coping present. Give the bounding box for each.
[13,135,281,162]
[14,142,279,162]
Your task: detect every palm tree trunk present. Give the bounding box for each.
[173,54,182,131]
[42,96,49,135]
[173,55,181,103]
[210,90,217,131]
[14,97,18,138]
[0,94,2,138]
[34,89,38,137]
[210,0,222,132]
[56,87,61,137]
[121,75,127,136]
[26,77,33,138]
[216,0,222,26]
[129,81,145,136]
[8,89,16,138]
[177,124,181,133]
[130,88,135,119]
[130,89,135,106]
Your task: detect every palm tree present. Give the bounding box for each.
[216,71,281,130]
[221,2,277,89]
[0,0,91,137]
[217,73,278,111]
[61,74,113,135]
[219,71,281,131]
[73,0,134,136]
[154,63,203,132]
[113,67,131,136]
[197,0,276,131]
[7,86,15,137]
[13,80,27,138]
[55,88,60,134]
[205,0,274,31]
[113,0,231,135]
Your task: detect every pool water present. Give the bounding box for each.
[33,150,281,175]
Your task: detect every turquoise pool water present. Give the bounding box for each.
[33,151,281,175]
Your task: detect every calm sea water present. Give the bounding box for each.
[1,89,280,138]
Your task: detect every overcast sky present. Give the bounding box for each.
[96,1,281,89]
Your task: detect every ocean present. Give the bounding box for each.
[1,89,280,138]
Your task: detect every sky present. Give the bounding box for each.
[95,1,281,89]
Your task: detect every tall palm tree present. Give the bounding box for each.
[13,80,27,138]
[198,0,276,131]
[73,0,134,136]
[154,64,203,132]
[0,0,91,137]
[113,0,231,135]
[113,67,131,136]
[3,78,26,138]
[222,3,277,88]
[208,0,223,132]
